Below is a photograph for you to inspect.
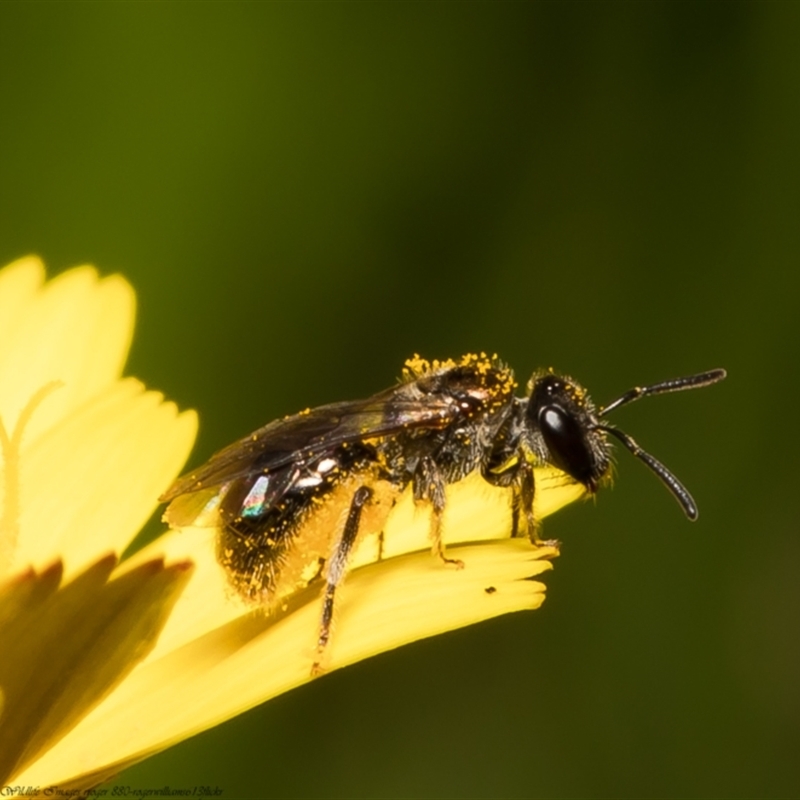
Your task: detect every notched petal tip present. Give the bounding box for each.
[327,539,557,670]
[0,256,45,303]
[0,260,138,448]
[15,381,199,572]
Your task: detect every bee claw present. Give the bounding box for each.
[536,538,562,555]
[310,660,326,677]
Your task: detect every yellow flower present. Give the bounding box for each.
[0,257,197,786]
[0,256,585,791]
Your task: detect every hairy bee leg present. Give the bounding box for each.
[377,528,386,562]
[312,485,373,675]
[510,490,522,538]
[430,505,465,569]
[414,457,464,569]
[519,460,559,548]
[518,460,539,543]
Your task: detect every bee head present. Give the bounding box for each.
[525,372,609,493]
[525,367,726,519]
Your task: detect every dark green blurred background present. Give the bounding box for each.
[2,2,798,797]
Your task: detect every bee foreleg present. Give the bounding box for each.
[518,458,559,549]
[510,490,522,538]
[312,485,373,675]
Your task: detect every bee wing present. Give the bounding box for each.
[160,388,457,501]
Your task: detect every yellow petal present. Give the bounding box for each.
[0,258,135,443]
[0,554,193,784]
[0,257,47,349]
[9,381,197,576]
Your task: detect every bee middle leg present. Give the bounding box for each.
[312,485,373,675]
[414,458,464,569]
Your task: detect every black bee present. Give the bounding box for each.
[160,354,725,669]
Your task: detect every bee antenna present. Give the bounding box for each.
[596,424,698,520]
[598,369,727,418]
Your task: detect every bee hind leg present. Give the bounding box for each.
[312,485,373,675]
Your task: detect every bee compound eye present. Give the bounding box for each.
[538,405,596,488]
